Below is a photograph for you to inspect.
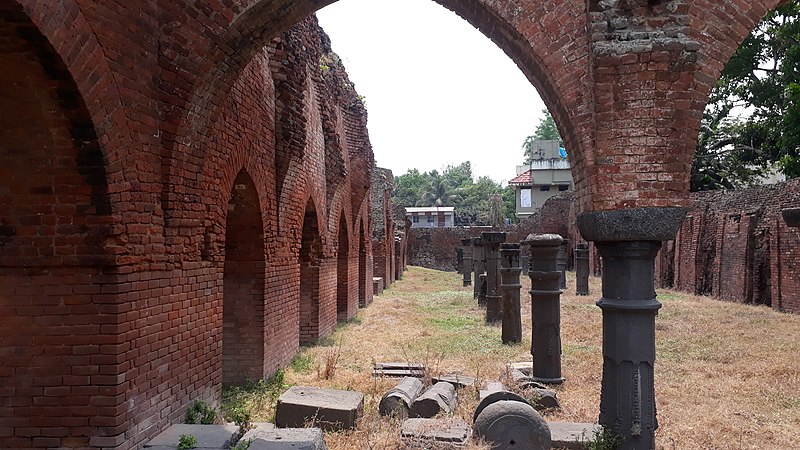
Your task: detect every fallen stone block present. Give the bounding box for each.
[507,361,532,375]
[275,386,364,431]
[400,418,471,449]
[432,374,476,388]
[474,400,550,450]
[373,362,425,378]
[144,424,239,448]
[242,426,328,450]
[549,422,602,449]
[478,381,505,401]
[410,382,457,418]
[379,377,424,418]
[373,277,384,295]
[526,387,560,410]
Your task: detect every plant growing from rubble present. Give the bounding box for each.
[577,426,621,450]
[185,399,216,424]
[178,434,197,450]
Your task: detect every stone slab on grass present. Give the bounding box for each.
[401,418,471,449]
[549,422,602,449]
[276,386,364,431]
[432,374,476,388]
[507,361,532,375]
[143,424,239,448]
[243,426,327,450]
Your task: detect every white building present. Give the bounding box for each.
[405,207,456,228]
[508,140,574,219]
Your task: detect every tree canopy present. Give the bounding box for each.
[392,162,516,225]
[692,1,800,190]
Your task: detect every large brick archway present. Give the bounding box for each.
[0,3,115,448]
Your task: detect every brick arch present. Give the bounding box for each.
[222,169,267,385]
[299,198,325,344]
[168,0,590,207]
[11,0,144,209]
[336,214,352,321]
[0,4,117,448]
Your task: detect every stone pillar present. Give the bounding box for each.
[520,243,530,281]
[482,232,506,323]
[556,238,569,290]
[472,237,485,301]
[478,273,487,306]
[461,238,473,287]
[456,247,463,274]
[577,207,686,450]
[575,243,590,296]
[524,234,564,385]
[500,243,522,344]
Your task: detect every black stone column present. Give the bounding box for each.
[456,247,463,274]
[482,232,506,323]
[578,207,686,450]
[461,238,473,287]
[472,237,485,301]
[556,238,569,289]
[575,243,590,296]
[524,234,564,384]
[500,243,523,344]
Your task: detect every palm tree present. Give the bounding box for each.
[416,175,463,207]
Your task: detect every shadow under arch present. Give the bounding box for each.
[222,169,267,385]
[0,1,114,447]
[299,198,325,345]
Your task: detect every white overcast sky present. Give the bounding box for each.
[316,0,546,185]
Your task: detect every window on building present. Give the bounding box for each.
[412,215,419,223]
[520,188,532,208]
[540,186,550,192]
[427,215,435,223]
[558,185,569,191]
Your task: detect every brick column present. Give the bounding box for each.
[578,207,686,450]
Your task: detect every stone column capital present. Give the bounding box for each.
[577,207,686,242]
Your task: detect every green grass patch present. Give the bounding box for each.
[289,354,313,374]
[221,370,288,423]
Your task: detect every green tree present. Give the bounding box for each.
[392,168,430,207]
[693,1,800,190]
[416,171,463,207]
[523,109,562,164]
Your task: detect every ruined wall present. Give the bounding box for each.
[0,10,376,449]
[371,167,396,287]
[655,180,800,312]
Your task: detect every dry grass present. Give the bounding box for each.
[236,266,800,449]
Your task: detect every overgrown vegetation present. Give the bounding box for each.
[578,426,621,450]
[693,1,800,190]
[221,370,289,423]
[185,399,216,425]
[178,434,197,450]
